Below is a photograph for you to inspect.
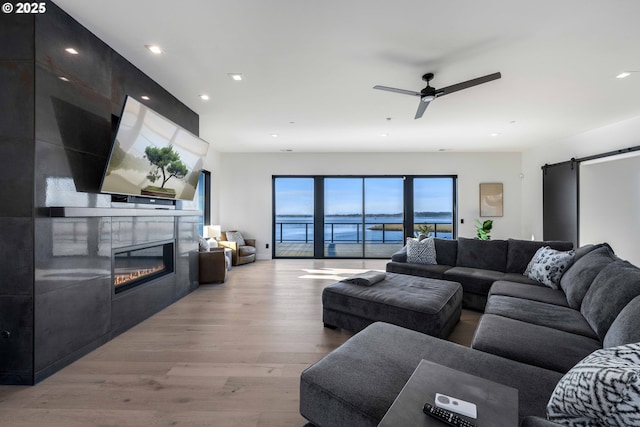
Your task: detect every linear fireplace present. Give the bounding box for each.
[113,240,175,294]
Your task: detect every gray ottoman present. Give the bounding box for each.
[322,272,462,338]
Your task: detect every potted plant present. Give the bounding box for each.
[475,219,493,240]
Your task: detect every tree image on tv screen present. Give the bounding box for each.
[141,145,188,198]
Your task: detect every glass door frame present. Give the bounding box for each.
[272,175,457,259]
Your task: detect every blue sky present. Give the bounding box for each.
[275,177,453,216]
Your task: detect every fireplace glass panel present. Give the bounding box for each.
[113,242,174,293]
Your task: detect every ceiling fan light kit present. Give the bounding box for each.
[374,71,501,119]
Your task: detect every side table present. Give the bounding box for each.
[378,360,518,427]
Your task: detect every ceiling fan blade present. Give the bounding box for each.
[414,98,431,119]
[437,72,501,96]
[373,85,421,97]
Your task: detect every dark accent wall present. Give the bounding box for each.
[0,1,201,384]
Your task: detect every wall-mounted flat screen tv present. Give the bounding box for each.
[100,96,209,201]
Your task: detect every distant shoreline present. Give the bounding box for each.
[368,223,453,233]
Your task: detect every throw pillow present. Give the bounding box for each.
[225,230,246,246]
[524,246,575,289]
[406,237,437,265]
[198,236,210,252]
[547,342,640,427]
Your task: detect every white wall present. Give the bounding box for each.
[521,115,640,242]
[580,153,640,265]
[214,152,523,259]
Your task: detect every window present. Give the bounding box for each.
[273,175,456,258]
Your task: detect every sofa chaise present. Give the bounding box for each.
[300,241,640,426]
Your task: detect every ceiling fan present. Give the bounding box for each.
[373,72,501,119]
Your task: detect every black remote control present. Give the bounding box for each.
[423,403,478,427]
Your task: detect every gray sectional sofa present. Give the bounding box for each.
[386,237,573,311]
[300,240,640,426]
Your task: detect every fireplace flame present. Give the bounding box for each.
[114,264,165,287]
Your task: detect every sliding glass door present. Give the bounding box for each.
[273,177,314,257]
[273,175,456,258]
[413,177,455,238]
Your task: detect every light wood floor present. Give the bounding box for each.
[0,259,481,427]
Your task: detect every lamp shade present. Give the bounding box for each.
[209,225,221,239]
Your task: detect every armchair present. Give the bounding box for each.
[219,231,256,266]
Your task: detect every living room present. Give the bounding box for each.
[1,0,640,426]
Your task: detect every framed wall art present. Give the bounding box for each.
[480,183,503,217]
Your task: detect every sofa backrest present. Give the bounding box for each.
[456,237,508,272]
[580,259,640,341]
[560,245,617,309]
[434,238,457,266]
[603,294,640,348]
[505,239,574,274]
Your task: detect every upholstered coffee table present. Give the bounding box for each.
[322,272,462,338]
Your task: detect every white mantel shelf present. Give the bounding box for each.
[49,207,202,218]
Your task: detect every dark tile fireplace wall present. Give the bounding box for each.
[0,1,201,384]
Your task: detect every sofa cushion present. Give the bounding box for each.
[581,260,640,341]
[547,343,640,427]
[456,237,508,272]
[489,281,570,307]
[386,261,451,280]
[524,246,575,289]
[485,295,597,339]
[560,245,618,309]
[471,314,602,373]
[300,322,564,427]
[500,273,541,286]
[406,237,437,264]
[390,246,407,263]
[604,295,640,348]
[444,266,505,295]
[434,238,457,266]
[506,239,573,274]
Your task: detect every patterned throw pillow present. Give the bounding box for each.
[225,230,246,246]
[406,237,437,265]
[547,342,640,427]
[198,236,210,252]
[525,246,575,289]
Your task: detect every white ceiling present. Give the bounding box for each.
[54,0,640,153]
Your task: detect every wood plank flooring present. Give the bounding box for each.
[0,259,480,426]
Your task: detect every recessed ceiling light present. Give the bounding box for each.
[271,134,279,138]
[145,45,163,55]
[65,48,79,55]
[228,73,243,81]
[616,72,631,79]
[490,132,500,137]
[141,95,150,100]
[59,76,70,82]
[199,94,210,101]
[380,133,388,137]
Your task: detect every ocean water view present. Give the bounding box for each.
[275,215,453,243]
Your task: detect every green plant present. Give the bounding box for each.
[414,223,434,238]
[475,219,493,240]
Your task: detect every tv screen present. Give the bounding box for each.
[100,96,209,201]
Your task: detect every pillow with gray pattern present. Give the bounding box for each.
[525,246,575,289]
[225,230,246,246]
[547,342,640,426]
[406,237,437,265]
